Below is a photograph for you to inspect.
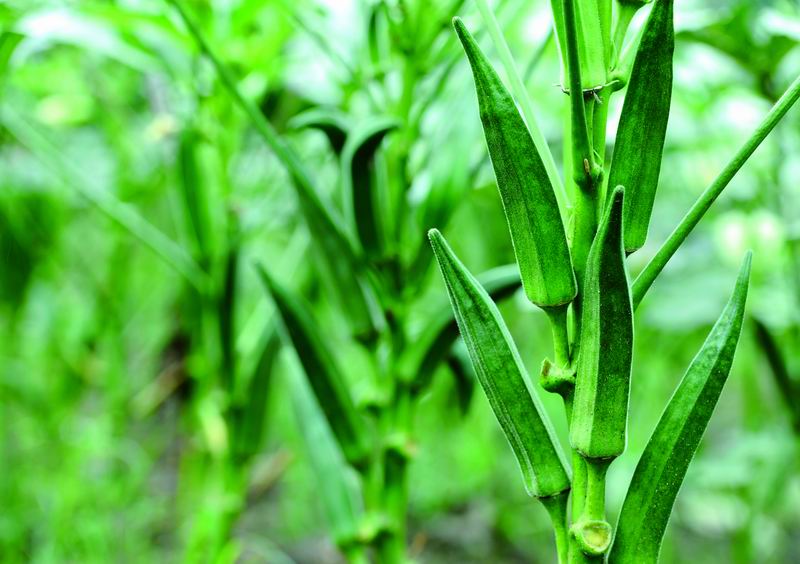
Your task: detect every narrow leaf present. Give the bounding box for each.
[287,364,364,547]
[257,265,369,467]
[229,328,280,463]
[177,126,214,262]
[429,229,571,497]
[571,187,633,460]
[454,18,577,308]
[609,252,752,564]
[341,117,399,257]
[608,0,674,253]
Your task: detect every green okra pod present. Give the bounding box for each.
[454,18,577,309]
[429,229,571,498]
[609,252,752,563]
[608,0,674,253]
[257,265,370,467]
[570,187,633,460]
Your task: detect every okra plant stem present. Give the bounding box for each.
[541,491,571,564]
[547,306,572,368]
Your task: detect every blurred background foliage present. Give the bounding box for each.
[1,0,800,562]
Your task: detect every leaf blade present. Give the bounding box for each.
[257,265,369,467]
[341,117,399,257]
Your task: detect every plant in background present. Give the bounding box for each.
[167,1,539,561]
[429,0,800,562]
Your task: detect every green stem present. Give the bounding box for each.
[581,458,610,522]
[632,72,800,309]
[541,491,571,564]
[611,2,638,68]
[562,0,596,189]
[547,305,572,367]
[475,0,569,212]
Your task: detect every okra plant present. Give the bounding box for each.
[168,1,534,561]
[429,0,800,562]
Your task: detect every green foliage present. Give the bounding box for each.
[3,0,800,562]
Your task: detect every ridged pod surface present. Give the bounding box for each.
[570,187,633,460]
[608,0,674,252]
[609,253,751,563]
[454,18,576,309]
[429,229,571,497]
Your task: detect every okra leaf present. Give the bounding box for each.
[295,177,384,341]
[401,264,521,394]
[454,18,577,309]
[177,126,214,262]
[289,107,350,155]
[608,0,674,253]
[229,327,280,463]
[257,265,370,467]
[571,187,633,460]
[287,364,364,548]
[342,117,399,257]
[429,229,571,497]
[609,252,752,564]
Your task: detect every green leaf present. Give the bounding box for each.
[257,265,369,467]
[608,0,674,253]
[287,363,364,548]
[229,328,280,463]
[609,252,752,564]
[571,187,633,460]
[453,18,576,308]
[401,264,522,393]
[446,342,477,415]
[3,108,209,292]
[341,117,399,257]
[429,229,571,497]
[289,107,350,155]
[177,126,214,263]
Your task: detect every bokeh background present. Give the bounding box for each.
[2,0,800,562]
